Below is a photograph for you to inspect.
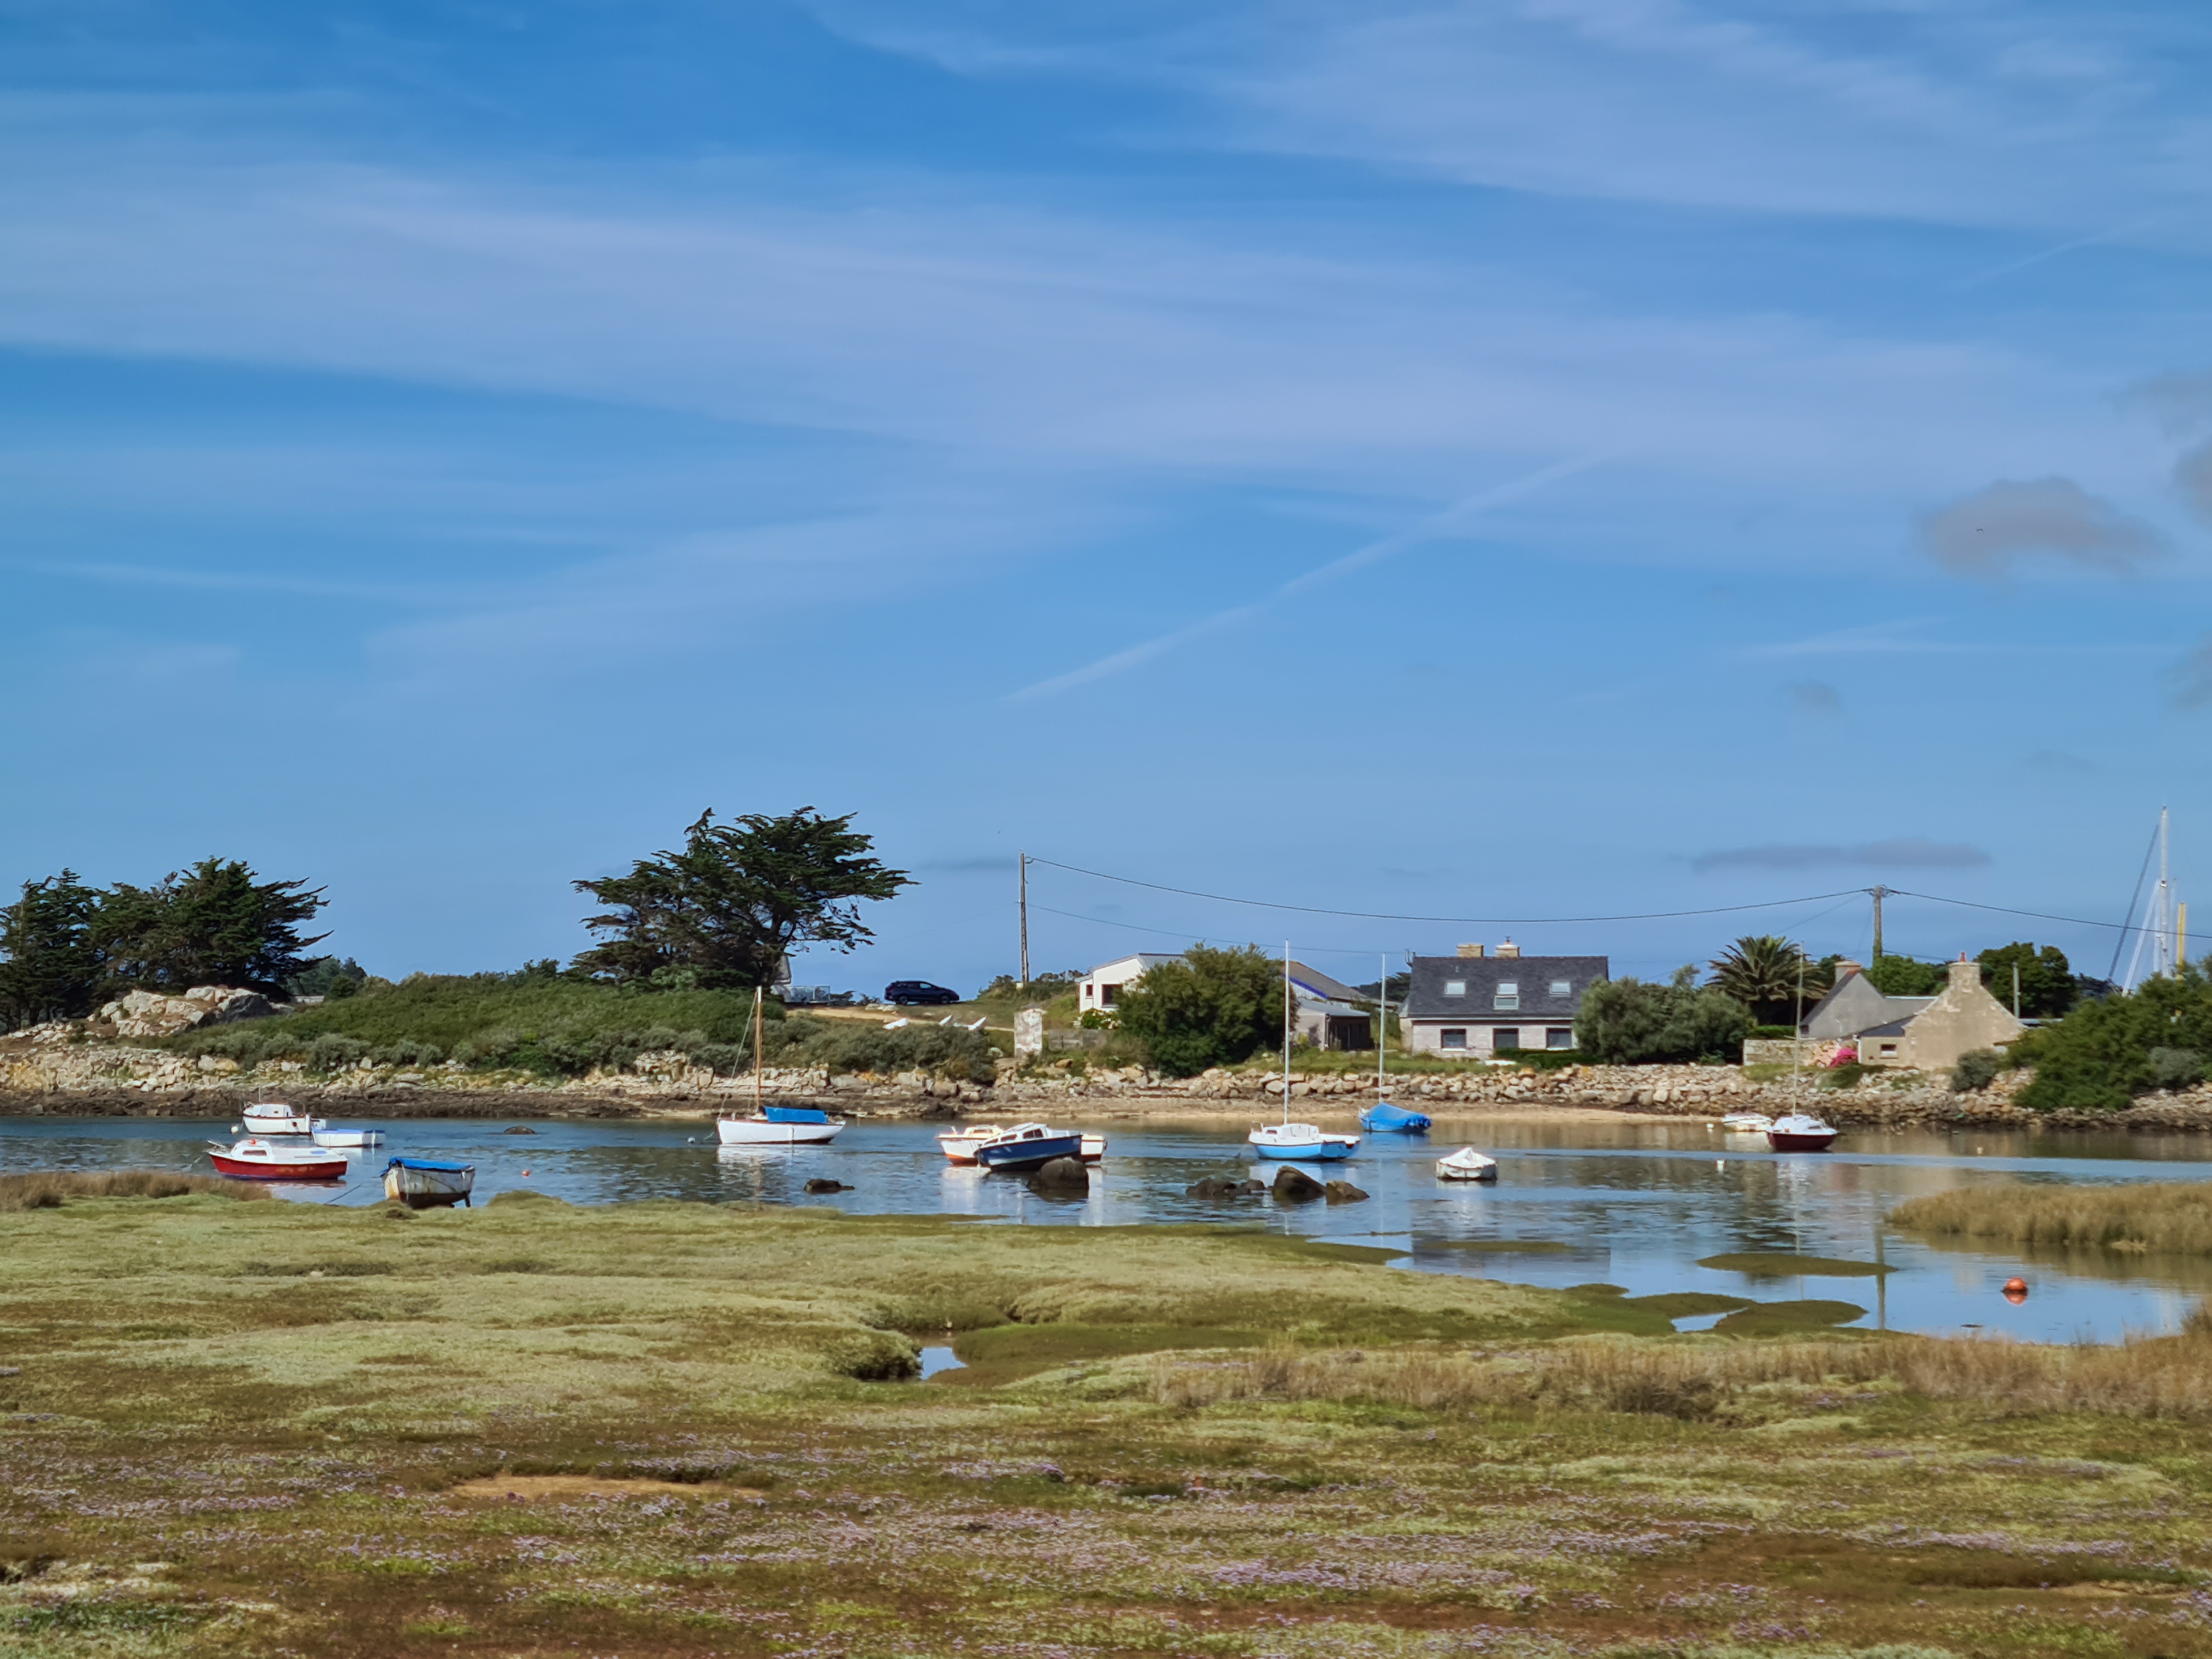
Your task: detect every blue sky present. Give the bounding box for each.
[4,0,2210,992]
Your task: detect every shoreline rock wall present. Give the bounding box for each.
[9,1023,2212,1131]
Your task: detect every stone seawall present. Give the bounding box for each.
[10,1030,2212,1132]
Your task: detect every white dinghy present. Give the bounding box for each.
[1435,1146,1499,1183]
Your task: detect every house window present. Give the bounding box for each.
[1493,1028,1521,1052]
[1494,981,1519,1011]
[1443,980,1466,997]
[1549,980,1571,997]
[1547,1028,1573,1049]
[1878,1042,1897,1056]
[1101,983,1119,1006]
[1440,1028,1468,1049]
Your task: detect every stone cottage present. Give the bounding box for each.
[1801,955,2023,1070]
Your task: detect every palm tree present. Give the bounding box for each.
[1707,935,1828,1027]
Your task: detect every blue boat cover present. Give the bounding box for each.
[385,1157,475,1172]
[764,1105,833,1125]
[1360,1102,1432,1132]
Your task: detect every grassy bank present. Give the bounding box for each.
[1892,1180,2212,1255]
[155,973,1000,1082]
[9,1197,2212,1657]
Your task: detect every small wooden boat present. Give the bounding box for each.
[382,1156,476,1208]
[207,1137,347,1181]
[1360,1101,1432,1133]
[1435,1146,1499,1182]
[972,1122,1086,1172]
[240,1103,319,1136]
[311,1126,385,1149]
[1718,1111,1773,1133]
[1248,1122,1359,1161]
[716,1105,845,1146]
[1767,1113,1838,1152]
[941,1125,1104,1165]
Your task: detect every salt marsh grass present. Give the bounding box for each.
[0,1170,267,1211]
[1892,1181,2212,1254]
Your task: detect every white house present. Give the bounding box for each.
[1078,953,1376,1049]
[1079,954,1181,1015]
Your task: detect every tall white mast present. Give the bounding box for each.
[1281,941,1292,1125]
[2122,807,2178,990]
[1376,952,1387,1099]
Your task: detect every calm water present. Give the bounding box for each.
[9,1113,2212,1344]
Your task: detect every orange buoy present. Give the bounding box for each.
[2002,1277,2029,1304]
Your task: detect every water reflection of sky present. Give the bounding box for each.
[9,1114,2212,1344]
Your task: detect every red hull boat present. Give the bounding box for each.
[207,1137,348,1181]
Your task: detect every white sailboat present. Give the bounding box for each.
[1248,943,1359,1162]
[715,982,845,1147]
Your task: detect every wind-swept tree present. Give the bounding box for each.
[1706,935,1828,1026]
[93,858,328,996]
[0,871,105,1030]
[572,808,910,989]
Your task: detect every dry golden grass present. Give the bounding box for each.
[1891,1179,2212,1254]
[0,1169,269,1211]
[1154,1313,2212,1420]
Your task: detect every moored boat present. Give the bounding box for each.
[1435,1146,1499,1182]
[1360,1101,1432,1133]
[1718,1111,1773,1133]
[941,1125,1104,1165]
[207,1137,347,1181]
[240,1102,319,1136]
[716,1104,845,1146]
[382,1156,476,1208]
[1248,1122,1359,1161]
[311,1126,386,1149]
[972,1122,1085,1172]
[1767,1113,1838,1152]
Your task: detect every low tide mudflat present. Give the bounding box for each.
[8,1190,2212,1659]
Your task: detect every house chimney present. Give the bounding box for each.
[1457,943,1485,958]
[1833,958,1863,981]
[1949,955,1980,991]
[1496,939,1521,959]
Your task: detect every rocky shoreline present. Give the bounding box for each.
[9,1037,2212,1133]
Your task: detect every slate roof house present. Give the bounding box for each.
[1400,943,1609,1058]
[1798,956,2023,1070]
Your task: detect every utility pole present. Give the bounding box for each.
[2012,962,2020,1018]
[1018,852,1029,989]
[1869,886,1891,963]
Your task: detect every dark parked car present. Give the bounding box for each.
[884,980,962,1006]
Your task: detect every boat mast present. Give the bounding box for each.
[1376,951,1386,1098]
[1282,941,1292,1126]
[753,981,765,1115]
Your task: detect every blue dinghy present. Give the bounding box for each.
[1359,1101,1432,1133]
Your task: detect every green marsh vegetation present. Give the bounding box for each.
[1892,1180,2212,1255]
[10,1196,2212,1656]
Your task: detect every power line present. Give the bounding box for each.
[1887,887,2163,937]
[1026,856,1866,925]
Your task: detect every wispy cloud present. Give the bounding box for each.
[1006,451,1613,700]
[1746,620,1955,659]
[1692,838,1991,874]
[1918,477,2165,580]
[2168,635,2212,711]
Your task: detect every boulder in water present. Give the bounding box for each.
[1028,1157,1090,1194]
[1324,1181,1369,1204]
[1271,1167,1325,1203]
[1184,1175,1243,1199]
[804,1177,851,1194]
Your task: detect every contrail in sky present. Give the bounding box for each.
[1007,450,1616,702]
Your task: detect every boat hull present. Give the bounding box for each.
[941,1129,1104,1166]
[1249,1136,1358,1161]
[975,1133,1085,1172]
[311,1128,385,1149]
[1436,1147,1498,1182]
[382,1159,476,1208]
[717,1116,844,1146]
[241,1109,319,1137]
[1768,1131,1838,1152]
[211,1150,347,1181]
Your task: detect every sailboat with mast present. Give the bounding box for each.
[1359,953,1431,1132]
[716,983,846,1147]
[1248,943,1361,1161]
